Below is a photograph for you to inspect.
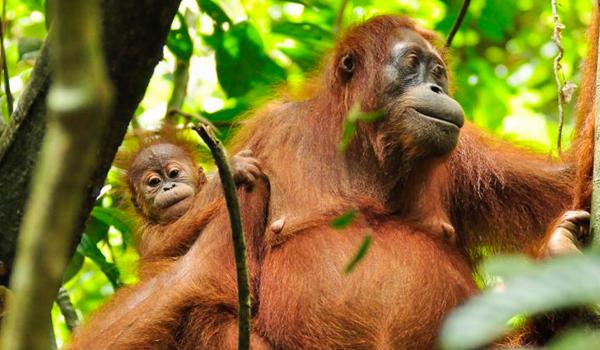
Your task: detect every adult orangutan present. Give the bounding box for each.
[68,14,582,349]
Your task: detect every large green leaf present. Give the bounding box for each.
[167,13,194,62]
[77,234,123,290]
[440,253,600,350]
[279,44,323,71]
[91,206,133,236]
[62,252,84,283]
[477,0,517,42]
[196,0,231,25]
[272,21,332,44]
[215,21,286,97]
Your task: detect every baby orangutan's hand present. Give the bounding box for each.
[231,149,263,188]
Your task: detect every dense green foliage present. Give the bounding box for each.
[0,0,596,348]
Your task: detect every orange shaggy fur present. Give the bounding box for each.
[67,13,593,349]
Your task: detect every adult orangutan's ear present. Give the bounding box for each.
[338,53,356,83]
[373,131,388,165]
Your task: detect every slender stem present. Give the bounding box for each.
[591,16,600,248]
[166,59,190,117]
[445,0,471,48]
[55,287,79,332]
[0,0,12,116]
[166,108,232,128]
[333,0,350,36]
[551,0,566,154]
[192,125,251,350]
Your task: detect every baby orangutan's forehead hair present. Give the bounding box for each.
[114,125,201,176]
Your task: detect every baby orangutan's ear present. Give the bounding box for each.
[131,195,142,213]
[197,167,207,186]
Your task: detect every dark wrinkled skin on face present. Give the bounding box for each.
[380,28,465,157]
[130,143,201,223]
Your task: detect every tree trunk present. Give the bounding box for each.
[0,0,182,286]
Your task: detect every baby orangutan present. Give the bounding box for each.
[118,127,262,262]
[128,144,260,224]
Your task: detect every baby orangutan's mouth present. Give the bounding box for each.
[155,187,194,209]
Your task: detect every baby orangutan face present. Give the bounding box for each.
[129,143,204,223]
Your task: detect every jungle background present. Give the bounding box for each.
[0,0,596,348]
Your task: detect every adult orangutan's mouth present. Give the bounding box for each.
[412,108,463,129]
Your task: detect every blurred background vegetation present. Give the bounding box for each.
[0,0,594,347]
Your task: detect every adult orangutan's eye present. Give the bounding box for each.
[432,64,446,79]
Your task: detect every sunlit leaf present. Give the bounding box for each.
[77,235,122,289]
[440,254,600,350]
[344,234,372,274]
[167,13,194,62]
[549,329,600,350]
[478,254,538,280]
[478,0,517,42]
[91,206,133,236]
[196,0,231,25]
[338,104,383,151]
[215,21,286,97]
[62,252,84,283]
[279,45,323,71]
[272,21,332,43]
[331,209,357,229]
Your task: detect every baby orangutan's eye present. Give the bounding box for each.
[168,168,180,178]
[148,177,161,187]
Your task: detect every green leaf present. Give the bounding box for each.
[215,21,286,97]
[344,234,372,274]
[203,104,247,123]
[197,0,231,25]
[91,206,133,236]
[167,13,194,61]
[272,21,332,43]
[77,235,122,289]
[477,0,517,42]
[63,252,84,283]
[440,254,600,350]
[549,329,600,350]
[338,118,357,152]
[280,44,324,72]
[280,0,332,10]
[331,209,357,229]
[478,254,538,280]
[338,104,383,151]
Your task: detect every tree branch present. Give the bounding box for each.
[0,0,12,116]
[166,59,190,117]
[445,0,471,48]
[192,124,251,350]
[333,0,350,36]
[0,0,113,348]
[0,0,182,287]
[167,108,232,128]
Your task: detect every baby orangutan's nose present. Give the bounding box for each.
[163,183,176,191]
